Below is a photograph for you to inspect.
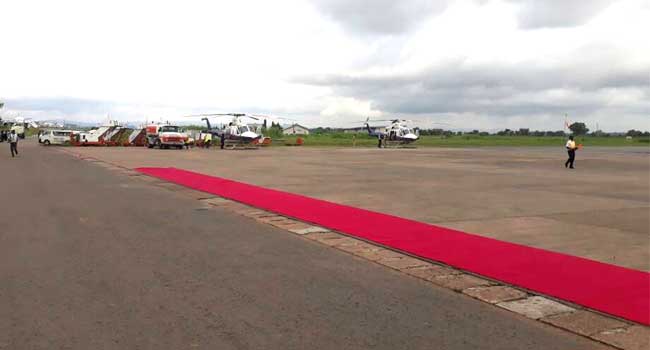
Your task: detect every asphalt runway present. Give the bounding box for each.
[0,141,611,349]
[68,142,650,271]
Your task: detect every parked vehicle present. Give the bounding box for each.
[145,124,187,149]
[39,130,77,145]
[10,124,26,139]
[73,123,116,146]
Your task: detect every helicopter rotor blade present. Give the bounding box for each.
[250,114,296,122]
[184,114,226,118]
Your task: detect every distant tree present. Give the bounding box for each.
[430,128,445,136]
[268,121,283,135]
[569,122,589,135]
[312,127,333,134]
[518,128,530,136]
[419,128,447,136]
[546,130,566,137]
[626,129,644,137]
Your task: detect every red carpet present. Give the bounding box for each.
[137,167,650,325]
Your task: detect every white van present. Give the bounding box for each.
[39,130,75,145]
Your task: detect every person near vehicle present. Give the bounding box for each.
[222,125,231,150]
[9,130,19,157]
[203,133,212,149]
[565,135,577,169]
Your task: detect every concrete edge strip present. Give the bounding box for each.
[65,151,648,350]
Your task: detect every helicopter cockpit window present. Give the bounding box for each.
[238,126,249,133]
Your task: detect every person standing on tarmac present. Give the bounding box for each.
[221,124,231,149]
[9,130,19,157]
[204,133,212,149]
[565,135,577,169]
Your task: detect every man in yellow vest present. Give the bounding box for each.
[203,133,212,149]
[565,135,577,169]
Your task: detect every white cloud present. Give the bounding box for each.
[507,0,619,29]
[308,0,451,35]
[1,0,648,131]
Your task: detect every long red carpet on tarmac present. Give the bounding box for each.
[137,167,649,325]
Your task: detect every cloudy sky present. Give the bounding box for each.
[1,0,648,131]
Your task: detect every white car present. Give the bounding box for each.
[39,130,75,145]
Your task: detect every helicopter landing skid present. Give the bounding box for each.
[381,141,417,149]
[223,141,259,150]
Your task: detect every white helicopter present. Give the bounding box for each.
[185,113,263,148]
[363,118,420,147]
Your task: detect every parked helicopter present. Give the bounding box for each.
[185,113,263,148]
[363,118,420,148]
[362,117,453,148]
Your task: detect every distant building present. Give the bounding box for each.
[283,124,310,135]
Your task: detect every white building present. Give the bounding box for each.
[283,124,310,135]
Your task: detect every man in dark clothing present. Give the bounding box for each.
[565,135,577,169]
[9,130,18,157]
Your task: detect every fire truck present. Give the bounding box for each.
[145,124,188,149]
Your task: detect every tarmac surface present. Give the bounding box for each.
[0,140,613,349]
[67,142,650,271]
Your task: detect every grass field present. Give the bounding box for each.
[280,133,650,147]
[22,126,650,148]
